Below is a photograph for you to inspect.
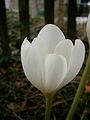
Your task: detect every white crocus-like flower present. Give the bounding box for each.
[87,14,90,46]
[21,24,85,95]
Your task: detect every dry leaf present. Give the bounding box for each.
[85,85,90,93]
[15,80,27,88]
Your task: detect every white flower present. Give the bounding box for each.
[21,24,85,95]
[87,14,90,46]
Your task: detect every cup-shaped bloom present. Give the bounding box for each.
[87,14,90,46]
[21,24,85,95]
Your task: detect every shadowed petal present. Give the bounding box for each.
[21,38,44,92]
[54,39,73,65]
[44,54,67,93]
[60,39,85,88]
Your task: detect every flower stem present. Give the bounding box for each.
[45,93,54,120]
[66,52,90,120]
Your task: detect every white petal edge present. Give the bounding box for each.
[21,38,44,92]
[87,14,90,46]
[54,39,73,66]
[44,54,67,94]
[60,39,85,88]
[37,24,65,53]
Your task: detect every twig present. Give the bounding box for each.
[80,109,86,120]
[12,112,23,120]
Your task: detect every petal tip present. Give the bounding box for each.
[75,39,85,52]
[21,38,30,49]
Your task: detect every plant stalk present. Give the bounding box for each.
[45,93,54,120]
[66,52,90,120]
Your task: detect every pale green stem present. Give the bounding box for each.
[66,51,90,120]
[45,93,54,120]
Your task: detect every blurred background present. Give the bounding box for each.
[0,0,90,120]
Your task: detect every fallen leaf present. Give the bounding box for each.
[15,80,27,88]
[85,85,90,93]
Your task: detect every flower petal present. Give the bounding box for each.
[38,24,65,53]
[54,39,73,65]
[44,54,67,93]
[87,14,90,45]
[32,37,48,61]
[60,39,85,88]
[21,38,44,92]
